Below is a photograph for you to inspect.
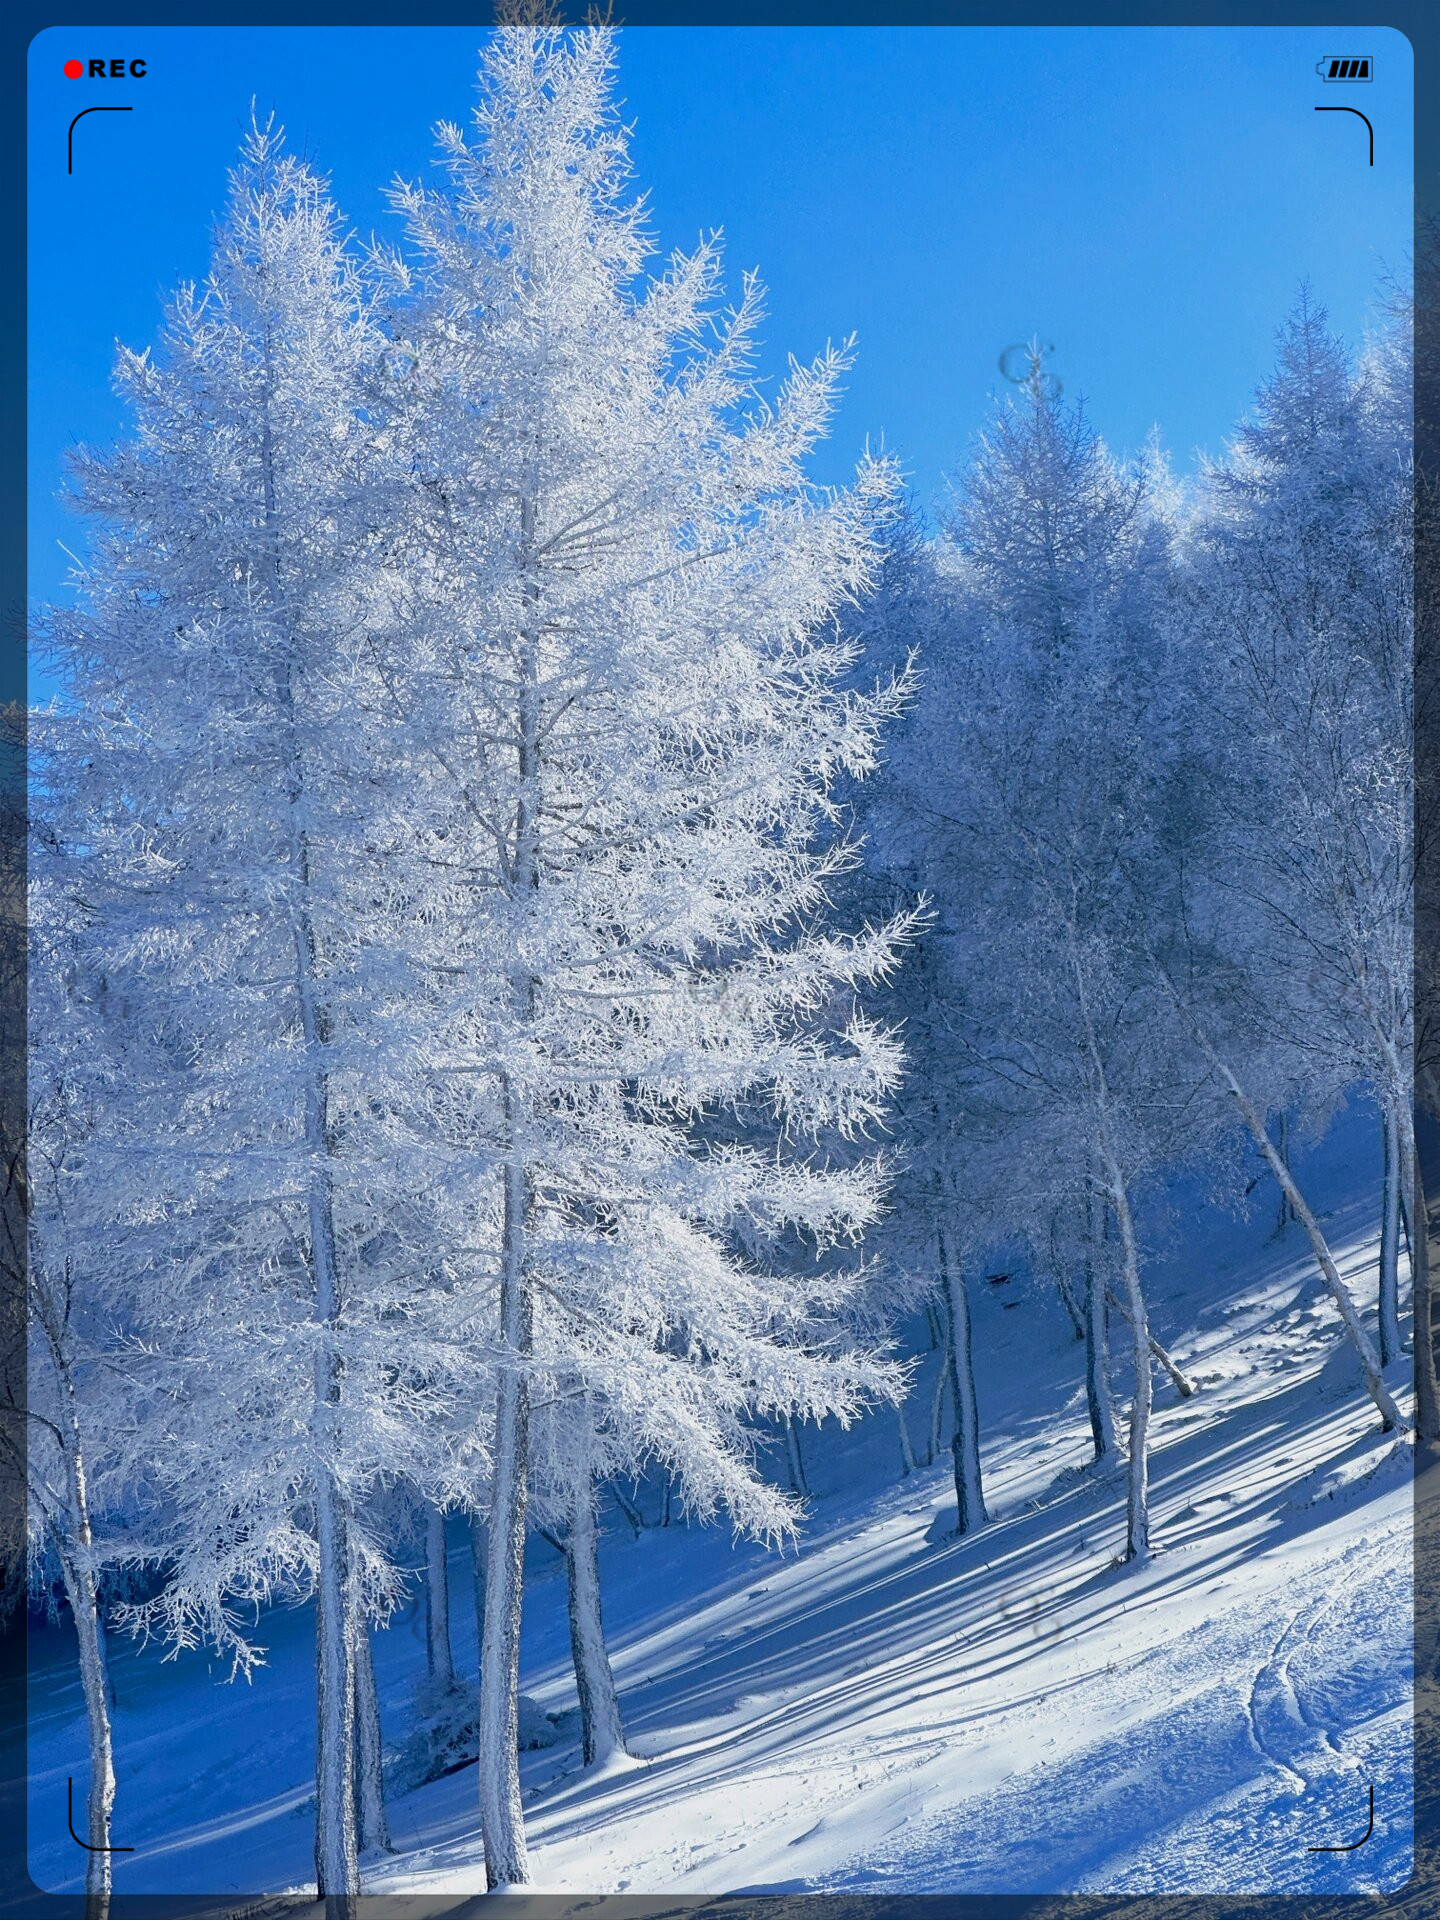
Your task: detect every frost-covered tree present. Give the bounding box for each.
[1412,218,1440,1443]
[29,122,486,1913]
[1179,289,1412,1428]
[876,356,1198,1562]
[841,507,994,1531]
[0,722,21,1632]
[10,876,138,1920]
[379,25,912,1883]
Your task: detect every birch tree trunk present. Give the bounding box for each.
[1083,1195,1118,1463]
[563,1478,627,1767]
[34,1288,117,1919]
[94,1599,117,1713]
[1103,1162,1152,1565]
[424,1504,455,1692]
[1103,1286,1197,1397]
[938,1226,987,1533]
[65,1543,117,1920]
[1275,1111,1298,1232]
[895,1401,918,1477]
[1380,1104,1404,1368]
[1143,1325,1197,1400]
[351,1609,390,1855]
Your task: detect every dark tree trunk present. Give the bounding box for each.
[938,1226,987,1533]
[563,1478,627,1768]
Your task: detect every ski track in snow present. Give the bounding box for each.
[17,1141,1415,1903]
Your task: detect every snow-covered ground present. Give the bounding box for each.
[18,1125,1415,1905]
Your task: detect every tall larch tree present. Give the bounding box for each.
[379,24,914,1884]
[29,122,485,1914]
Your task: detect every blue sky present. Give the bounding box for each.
[28,24,1413,627]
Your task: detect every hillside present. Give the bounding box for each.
[21,1124,1414,1904]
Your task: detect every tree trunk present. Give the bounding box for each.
[1380,1104,1403,1368]
[1143,1325,1196,1400]
[1409,1139,1440,1443]
[479,1134,534,1890]
[263,382,360,1913]
[563,1478,627,1768]
[351,1608,390,1855]
[93,1592,117,1713]
[1049,1212,1085,1340]
[1083,1196,1118,1463]
[1275,1111,1298,1231]
[1053,1269,1086,1341]
[1218,1061,1406,1432]
[927,1335,949,1466]
[895,1400,918,1477]
[67,1548,117,1920]
[424,1504,455,1692]
[479,492,543,1891]
[1103,1286,1197,1397]
[923,1300,943,1353]
[606,1479,645,1537]
[470,1511,487,1685]
[35,1294,118,1920]
[1104,1163,1152,1566]
[938,1226,987,1533]
[309,1247,357,1914]
[784,1414,810,1498]
[313,1479,358,1913]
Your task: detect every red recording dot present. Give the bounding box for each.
[64,59,83,78]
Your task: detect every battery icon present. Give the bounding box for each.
[1316,56,1372,80]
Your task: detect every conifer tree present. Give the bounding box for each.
[1181,289,1412,1431]
[29,121,485,1912]
[872,355,1191,1561]
[381,24,912,1882]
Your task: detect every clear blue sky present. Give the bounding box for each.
[28,24,1413,629]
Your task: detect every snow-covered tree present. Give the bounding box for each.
[1178,288,1412,1430]
[838,506,995,1530]
[29,121,487,1913]
[0,720,20,1635]
[873,355,1198,1562]
[378,24,913,1882]
[10,874,138,1920]
[1412,217,1440,1443]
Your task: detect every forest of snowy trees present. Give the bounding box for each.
[7,22,1429,1917]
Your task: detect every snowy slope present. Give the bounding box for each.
[20,1122,1414,1904]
